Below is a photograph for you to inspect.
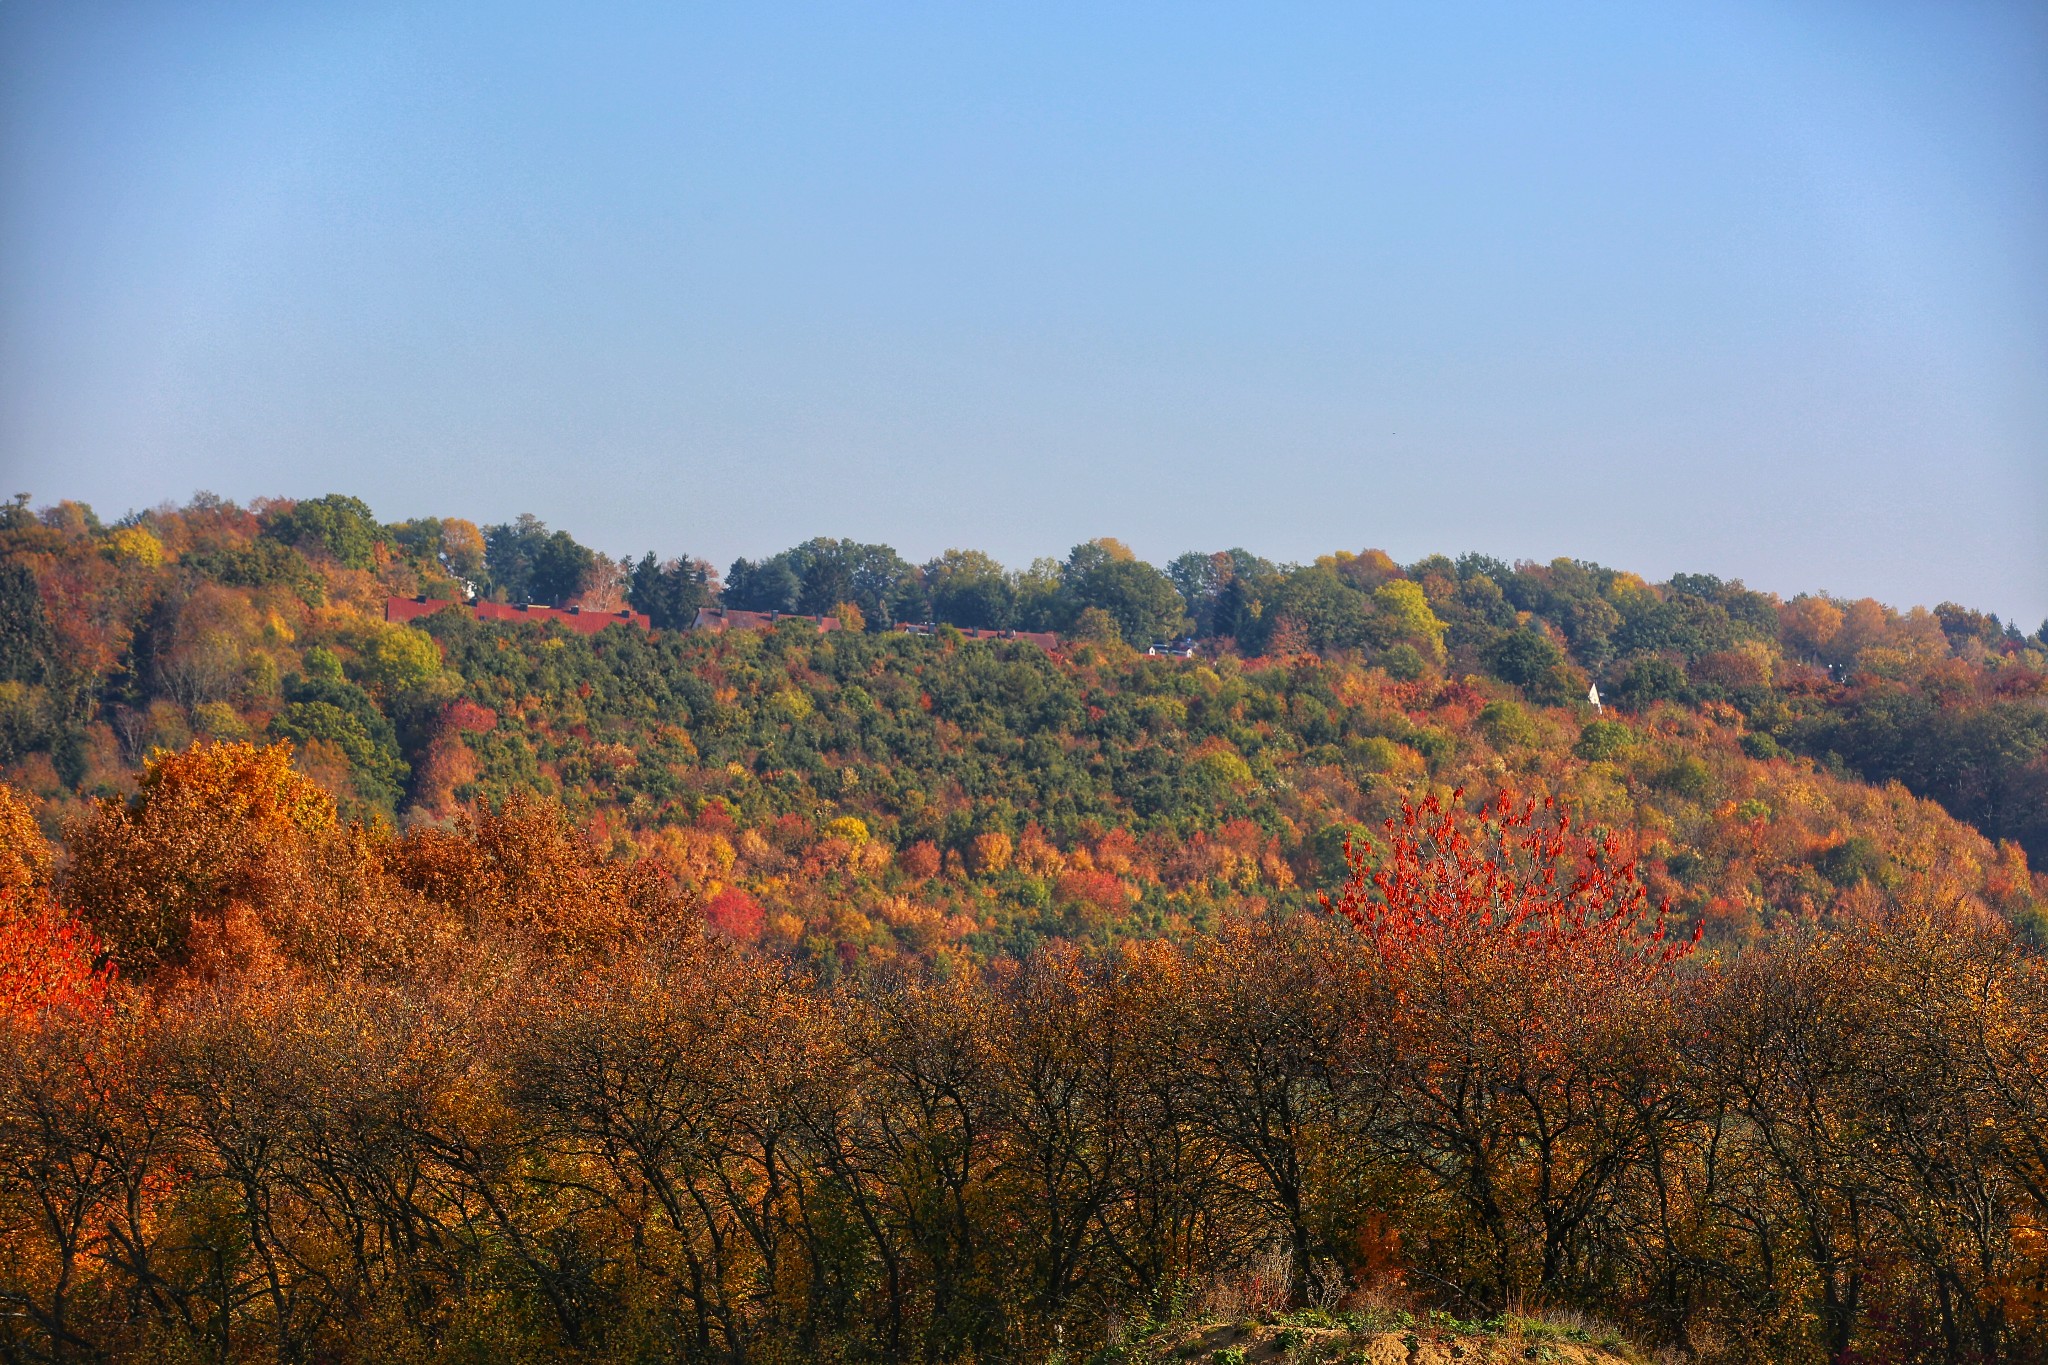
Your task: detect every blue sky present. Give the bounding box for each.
[3,2,2043,624]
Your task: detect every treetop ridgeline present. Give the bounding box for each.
[0,490,2046,1361]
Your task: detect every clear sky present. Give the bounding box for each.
[3,1,2043,624]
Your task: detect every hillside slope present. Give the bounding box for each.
[1,492,2042,969]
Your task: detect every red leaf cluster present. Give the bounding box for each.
[1321,788,1699,984]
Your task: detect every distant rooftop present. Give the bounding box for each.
[690,606,842,634]
[386,596,650,635]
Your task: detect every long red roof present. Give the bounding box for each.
[386,597,650,634]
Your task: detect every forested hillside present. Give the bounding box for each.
[3,491,2047,1364]
[1,491,2041,965]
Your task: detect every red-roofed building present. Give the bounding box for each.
[386,597,650,635]
[690,606,842,634]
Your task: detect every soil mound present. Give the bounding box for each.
[1121,1313,1641,1365]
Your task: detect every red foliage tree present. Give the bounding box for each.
[1056,869,1131,931]
[0,783,115,1025]
[0,895,117,1027]
[1321,790,1700,1305]
[1321,788,1698,981]
[704,886,764,942]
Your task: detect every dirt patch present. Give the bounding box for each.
[1137,1317,1638,1365]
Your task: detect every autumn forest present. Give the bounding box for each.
[2,491,2046,1364]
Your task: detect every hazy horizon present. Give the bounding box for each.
[4,2,2043,623]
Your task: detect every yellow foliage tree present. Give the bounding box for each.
[105,525,163,567]
[1373,579,1448,662]
[351,619,447,698]
[969,830,1014,874]
[439,518,487,579]
[0,784,53,895]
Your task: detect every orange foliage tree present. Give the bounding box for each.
[61,741,337,972]
[389,790,679,954]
